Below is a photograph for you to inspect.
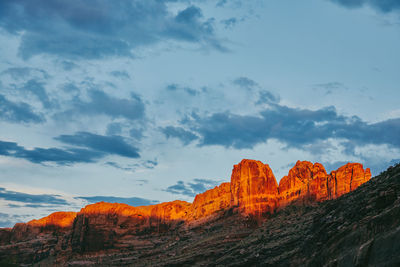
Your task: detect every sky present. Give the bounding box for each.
[1,0,400,227]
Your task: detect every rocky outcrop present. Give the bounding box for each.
[71,200,191,252]
[190,182,231,220]
[231,159,279,216]
[27,211,77,229]
[278,161,328,206]
[278,161,371,206]
[0,159,376,266]
[328,163,371,199]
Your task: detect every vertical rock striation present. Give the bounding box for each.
[278,161,371,206]
[278,161,328,206]
[328,163,371,199]
[230,159,279,216]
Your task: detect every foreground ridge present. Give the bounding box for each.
[0,159,375,265]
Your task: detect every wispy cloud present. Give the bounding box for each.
[59,89,145,121]
[55,131,140,159]
[164,178,221,197]
[0,187,68,205]
[0,94,45,124]
[161,126,198,145]
[0,132,140,165]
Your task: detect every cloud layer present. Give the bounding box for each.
[330,0,400,13]
[0,132,140,165]
[0,187,68,205]
[173,103,400,150]
[0,0,223,59]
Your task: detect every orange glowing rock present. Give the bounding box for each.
[328,163,371,199]
[146,200,191,222]
[78,200,191,222]
[27,211,77,228]
[190,182,231,219]
[230,159,279,216]
[10,159,373,240]
[278,161,372,206]
[278,161,328,206]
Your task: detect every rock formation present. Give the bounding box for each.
[230,159,279,216]
[190,182,231,220]
[278,161,371,206]
[278,161,328,206]
[0,159,376,266]
[27,211,77,229]
[328,162,372,199]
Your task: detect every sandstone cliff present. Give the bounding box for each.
[0,159,375,266]
[230,159,279,216]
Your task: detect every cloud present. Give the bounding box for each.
[0,131,140,165]
[0,213,32,228]
[329,0,400,13]
[175,103,400,150]
[164,178,220,197]
[221,17,238,28]
[233,76,259,90]
[0,139,104,164]
[110,70,130,79]
[76,196,159,207]
[105,159,157,172]
[55,131,140,158]
[1,67,49,80]
[256,90,280,105]
[0,0,224,60]
[61,61,78,71]
[62,82,80,94]
[20,79,54,109]
[313,82,347,95]
[59,89,145,121]
[0,187,68,205]
[106,122,123,135]
[129,128,144,140]
[0,94,45,123]
[166,83,199,96]
[161,126,199,145]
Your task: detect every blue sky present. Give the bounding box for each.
[1,0,400,227]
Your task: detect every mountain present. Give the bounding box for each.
[1,159,398,266]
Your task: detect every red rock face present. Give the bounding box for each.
[27,211,77,229]
[279,161,371,206]
[230,159,279,216]
[278,161,328,206]
[2,160,372,247]
[328,163,371,199]
[71,201,192,252]
[77,200,191,227]
[0,158,374,261]
[190,182,231,220]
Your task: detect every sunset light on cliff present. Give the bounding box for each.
[1,0,400,265]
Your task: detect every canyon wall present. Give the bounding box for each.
[1,159,371,250]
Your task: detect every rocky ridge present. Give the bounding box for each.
[0,159,374,266]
